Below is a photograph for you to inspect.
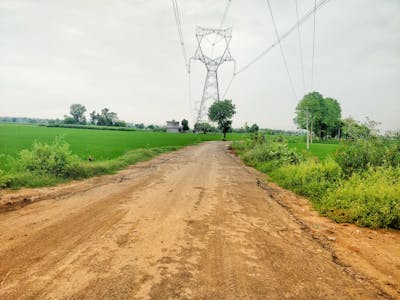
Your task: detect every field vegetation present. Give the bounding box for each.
[0,123,240,189]
[233,132,400,229]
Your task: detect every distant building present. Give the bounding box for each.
[166,120,182,133]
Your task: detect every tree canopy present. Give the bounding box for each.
[194,122,212,134]
[90,108,120,126]
[294,92,342,140]
[181,119,189,131]
[208,100,236,140]
[69,104,87,124]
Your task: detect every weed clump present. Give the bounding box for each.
[334,139,400,176]
[320,167,400,229]
[270,158,342,200]
[19,138,79,177]
[0,139,179,189]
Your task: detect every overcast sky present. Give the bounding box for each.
[0,0,399,131]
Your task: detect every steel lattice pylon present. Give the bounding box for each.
[191,26,235,123]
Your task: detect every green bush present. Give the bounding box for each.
[1,139,179,189]
[233,135,400,229]
[232,133,265,154]
[0,169,6,188]
[334,139,400,176]
[242,142,302,169]
[19,138,79,177]
[270,158,343,200]
[320,167,400,229]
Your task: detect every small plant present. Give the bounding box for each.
[242,142,302,168]
[19,138,79,178]
[334,139,400,176]
[270,158,343,200]
[320,167,400,229]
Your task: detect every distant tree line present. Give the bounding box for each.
[0,117,61,124]
[63,104,127,127]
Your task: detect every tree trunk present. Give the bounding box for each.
[310,122,313,144]
[306,110,309,150]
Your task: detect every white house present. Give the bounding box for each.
[166,120,182,133]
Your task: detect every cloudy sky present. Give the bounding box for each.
[1,0,399,130]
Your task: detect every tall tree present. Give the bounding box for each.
[341,117,373,140]
[208,100,236,140]
[320,98,342,138]
[69,104,87,124]
[96,108,118,126]
[89,110,97,125]
[181,119,189,131]
[248,123,259,133]
[194,122,212,134]
[294,92,342,141]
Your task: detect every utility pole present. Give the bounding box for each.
[191,26,235,123]
[306,109,310,150]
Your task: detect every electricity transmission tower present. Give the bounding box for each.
[191,26,235,123]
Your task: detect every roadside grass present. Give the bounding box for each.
[0,144,178,189]
[0,123,242,189]
[233,134,400,229]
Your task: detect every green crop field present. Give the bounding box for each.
[0,123,241,172]
[288,141,340,160]
[265,134,340,160]
[277,135,339,160]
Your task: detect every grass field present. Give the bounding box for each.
[276,135,340,160]
[0,123,241,172]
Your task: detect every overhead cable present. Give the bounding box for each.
[311,0,317,89]
[295,0,306,94]
[235,0,331,75]
[172,0,189,73]
[264,0,298,99]
[171,0,193,115]
[219,0,232,28]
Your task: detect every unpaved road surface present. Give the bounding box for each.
[0,142,399,299]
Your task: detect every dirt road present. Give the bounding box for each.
[0,142,399,299]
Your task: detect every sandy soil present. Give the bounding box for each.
[0,141,398,299]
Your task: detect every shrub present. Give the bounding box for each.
[270,158,343,200]
[320,167,400,229]
[19,138,79,178]
[0,169,6,188]
[334,139,400,176]
[232,133,264,152]
[242,142,302,169]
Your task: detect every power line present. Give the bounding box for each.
[207,0,235,101]
[171,0,193,116]
[171,0,189,73]
[219,0,232,28]
[188,71,193,118]
[222,74,235,99]
[264,0,297,99]
[210,0,232,60]
[295,0,306,94]
[236,0,331,75]
[311,0,317,90]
